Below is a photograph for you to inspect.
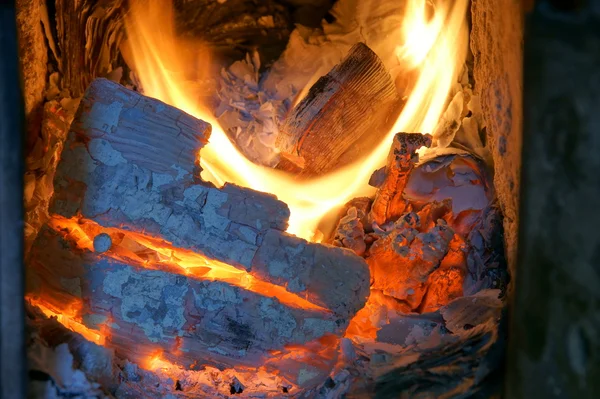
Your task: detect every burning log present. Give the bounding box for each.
[45,78,369,321]
[27,227,343,373]
[276,43,404,176]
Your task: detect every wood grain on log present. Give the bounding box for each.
[27,227,342,371]
[369,132,432,226]
[48,78,369,321]
[276,43,404,177]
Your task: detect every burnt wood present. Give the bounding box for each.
[28,226,342,373]
[46,78,369,321]
[276,42,404,177]
[0,2,26,398]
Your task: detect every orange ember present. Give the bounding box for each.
[48,215,328,313]
[26,297,107,346]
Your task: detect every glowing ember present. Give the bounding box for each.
[123,0,469,241]
[26,297,106,346]
[49,216,329,313]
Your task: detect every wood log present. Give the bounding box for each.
[276,43,404,177]
[47,78,370,321]
[27,226,343,372]
[368,132,432,227]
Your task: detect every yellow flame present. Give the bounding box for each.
[123,0,468,241]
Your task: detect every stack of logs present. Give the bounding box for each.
[26,78,371,390]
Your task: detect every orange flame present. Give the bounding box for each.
[123,0,469,241]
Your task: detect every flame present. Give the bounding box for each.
[123,0,469,241]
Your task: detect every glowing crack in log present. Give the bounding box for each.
[48,78,370,320]
[27,78,370,390]
[28,226,345,377]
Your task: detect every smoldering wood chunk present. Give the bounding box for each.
[332,207,368,257]
[25,101,76,253]
[367,214,455,310]
[418,235,468,314]
[373,319,500,398]
[276,43,404,177]
[463,206,509,296]
[27,227,344,370]
[440,289,503,334]
[405,153,493,236]
[49,78,370,320]
[369,133,432,227]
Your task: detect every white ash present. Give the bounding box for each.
[28,339,108,399]
[214,52,289,166]
[93,233,112,253]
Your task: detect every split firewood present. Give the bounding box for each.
[368,132,433,227]
[27,226,345,372]
[276,43,404,177]
[47,78,369,320]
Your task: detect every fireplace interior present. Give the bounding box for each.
[8,0,528,397]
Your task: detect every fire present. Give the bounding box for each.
[123,0,469,241]
[26,296,106,346]
[49,215,329,313]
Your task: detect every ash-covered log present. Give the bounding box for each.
[28,227,344,372]
[276,43,404,177]
[46,78,369,320]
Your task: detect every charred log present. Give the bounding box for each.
[276,43,404,177]
[173,0,294,66]
[47,78,369,320]
[27,227,343,372]
[54,0,126,98]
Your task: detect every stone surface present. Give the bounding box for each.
[507,3,600,398]
[470,0,524,281]
[16,0,48,153]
